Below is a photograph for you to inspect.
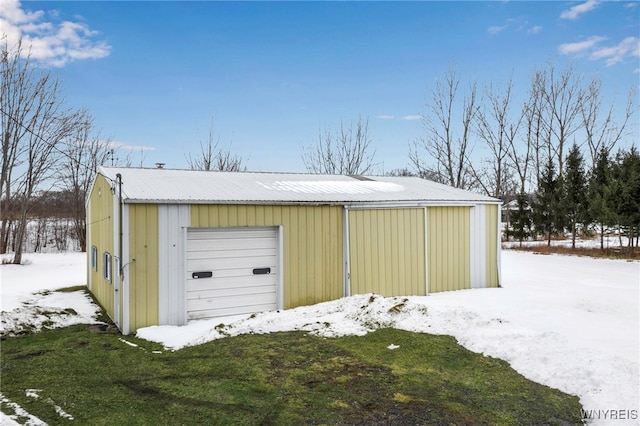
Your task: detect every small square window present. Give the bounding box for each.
[91,246,98,271]
[103,252,112,283]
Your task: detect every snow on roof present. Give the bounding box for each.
[98,167,499,205]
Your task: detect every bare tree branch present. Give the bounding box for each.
[537,63,586,176]
[59,110,111,251]
[474,77,522,197]
[581,81,636,168]
[1,38,79,262]
[302,116,376,175]
[410,66,478,189]
[186,117,246,171]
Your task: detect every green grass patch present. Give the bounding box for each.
[1,326,582,425]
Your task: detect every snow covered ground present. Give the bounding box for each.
[1,250,638,425]
[503,235,632,250]
[0,253,98,336]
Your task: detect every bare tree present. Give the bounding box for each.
[186,117,246,171]
[1,39,79,263]
[526,69,553,183]
[59,110,111,252]
[537,63,586,176]
[410,66,479,189]
[581,81,636,169]
[302,116,376,175]
[508,89,541,194]
[473,77,522,198]
[1,38,29,253]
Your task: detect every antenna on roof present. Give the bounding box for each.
[155,163,165,169]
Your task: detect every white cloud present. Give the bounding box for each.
[559,35,639,67]
[560,0,600,20]
[488,25,508,35]
[402,115,422,121]
[559,36,606,55]
[488,19,542,36]
[377,115,395,120]
[527,25,543,35]
[0,0,111,67]
[1,0,43,24]
[624,2,638,9]
[590,36,640,66]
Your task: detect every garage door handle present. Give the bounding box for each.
[192,271,213,279]
[253,268,271,275]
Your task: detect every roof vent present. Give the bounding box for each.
[155,163,165,169]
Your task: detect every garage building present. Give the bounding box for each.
[87,167,501,334]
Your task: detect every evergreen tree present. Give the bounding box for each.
[588,148,613,249]
[510,192,532,247]
[532,158,563,246]
[562,144,587,248]
[613,147,640,250]
[609,153,625,247]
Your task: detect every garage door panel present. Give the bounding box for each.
[189,291,276,309]
[188,301,277,320]
[186,226,279,321]
[187,267,278,280]
[188,248,276,261]
[187,283,276,300]
[187,252,276,263]
[187,274,277,292]
[188,293,276,320]
[187,238,276,252]
[188,229,276,240]
[187,256,276,271]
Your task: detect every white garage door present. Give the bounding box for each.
[186,227,278,320]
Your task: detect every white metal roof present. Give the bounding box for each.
[98,167,500,205]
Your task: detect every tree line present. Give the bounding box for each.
[404,64,638,251]
[298,64,638,251]
[2,36,637,262]
[1,40,120,263]
[510,145,639,251]
[1,190,84,254]
[1,38,248,263]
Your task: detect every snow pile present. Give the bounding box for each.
[0,253,102,336]
[138,294,429,348]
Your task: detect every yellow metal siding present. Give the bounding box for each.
[349,209,426,297]
[190,204,343,309]
[128,204,159,331]
[87,174,114,316]
[427,206,471,292]
[485,204,499,288]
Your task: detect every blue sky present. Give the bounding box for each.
[2,0,639,173]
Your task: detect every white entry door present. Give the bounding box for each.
[186,227,278,320]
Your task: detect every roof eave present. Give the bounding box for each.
[122,198,501,207]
